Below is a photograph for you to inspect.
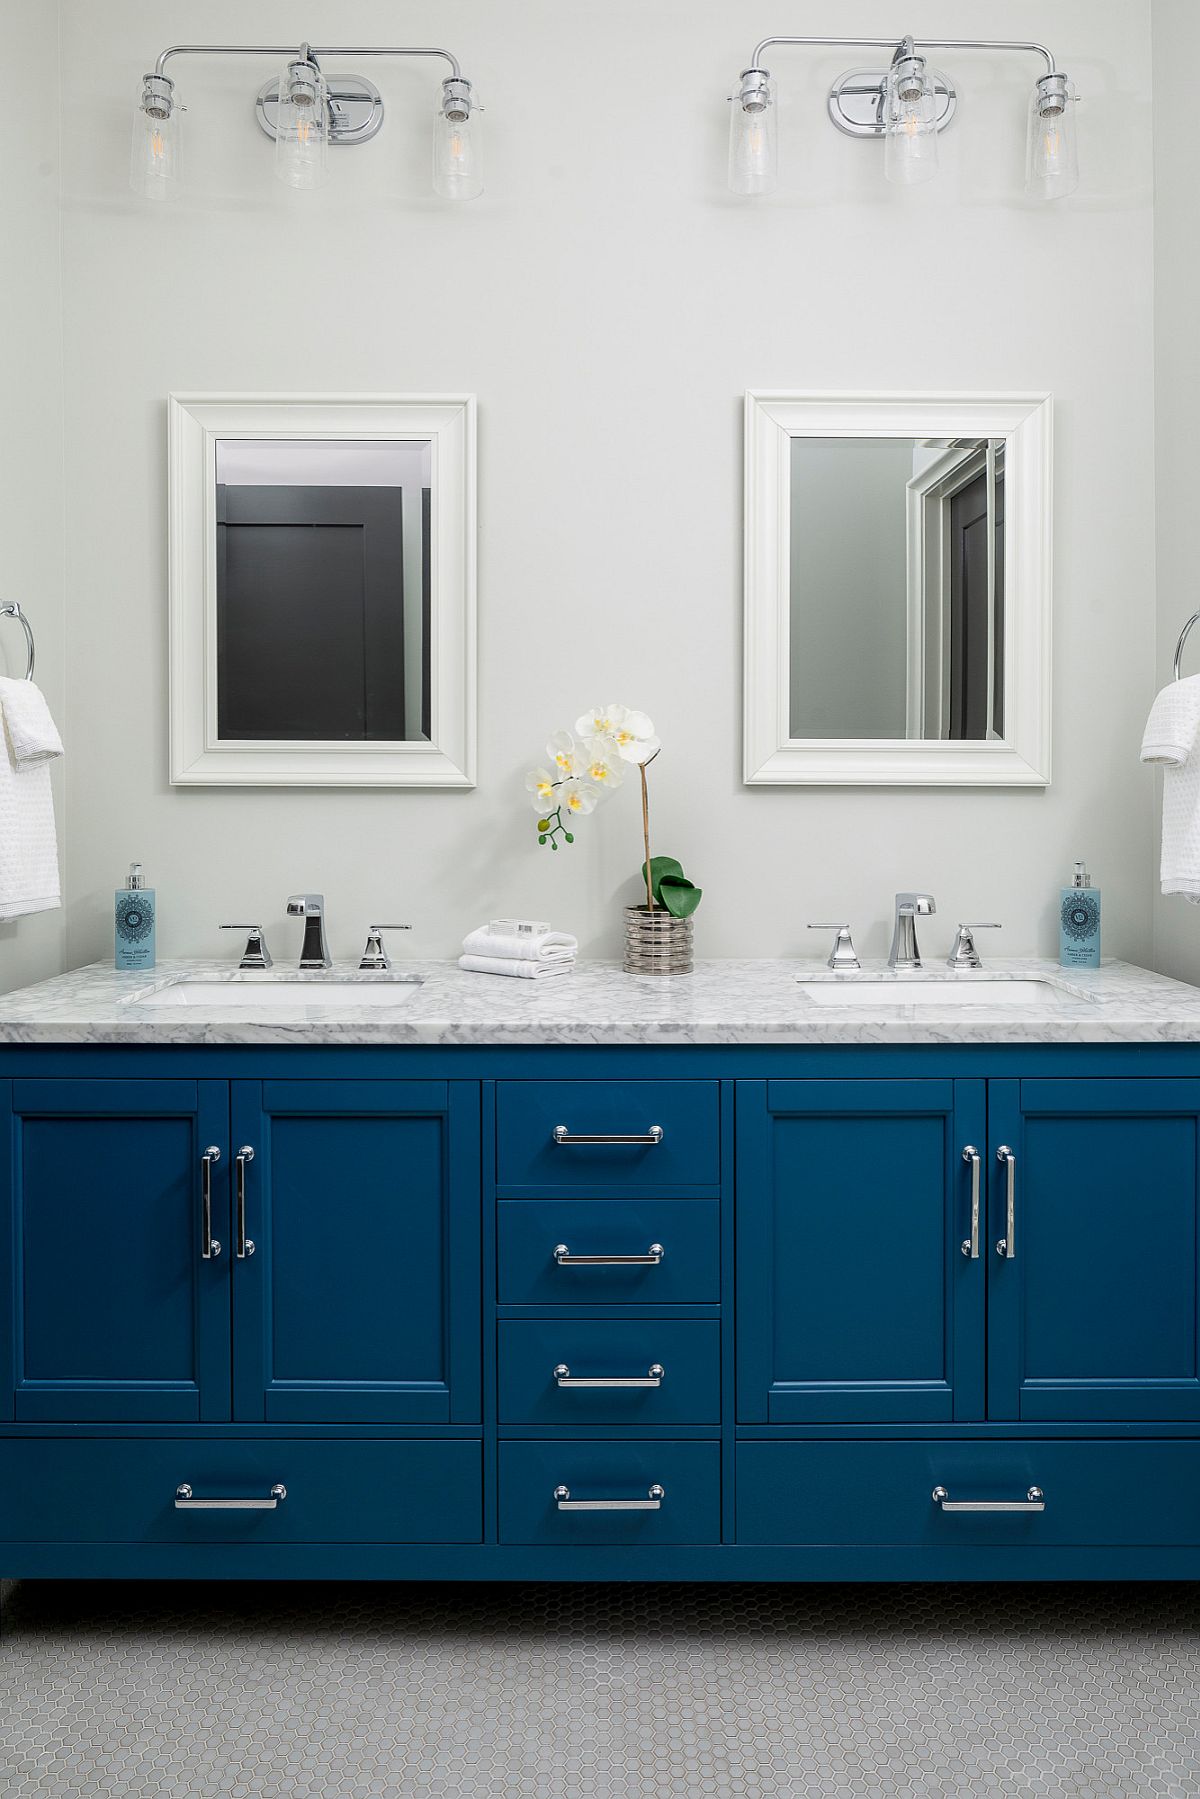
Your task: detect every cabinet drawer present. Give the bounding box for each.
[499,1439,720,1544]
[498,1200,720,1303]
[497,1081,719,1190]
[498,1319,720,1424]
[736,1440,1200,1547]
[0,1439,482,1545]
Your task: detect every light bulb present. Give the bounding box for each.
[1026,73,1078,199]
[274,56,330,190]
[728,69,778,195]
[434,79,483,199]
[884,55,939,185]
[131,74,180,199]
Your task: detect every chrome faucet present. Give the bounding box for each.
[286,893,332,970]
[889,892,936,971]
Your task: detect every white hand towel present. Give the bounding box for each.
[458,953,574,980]
[0,677,64,766]
[1142,677,1200,901]
[0,704,61,919]
[461,925,578,963]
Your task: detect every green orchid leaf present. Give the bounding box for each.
[659,875,702,918]
[641,855,684,905]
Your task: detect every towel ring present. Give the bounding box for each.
[0,603,34,680]
[1175,611,1200,682]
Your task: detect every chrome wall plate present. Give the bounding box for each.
[827,65,956,138]
[255,72,385,144]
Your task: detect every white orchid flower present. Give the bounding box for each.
[612,710,659,765]
[525,768,558,814]
[546,730,581,778]
[575,703,630,741]
[560,777,601,818]
[581,737,625,790]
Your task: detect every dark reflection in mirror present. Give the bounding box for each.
[789,436,1005,742]
[215,438,432,744]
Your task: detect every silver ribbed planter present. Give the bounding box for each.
[623,905,694,976]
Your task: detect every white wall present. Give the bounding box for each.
[0,2,66,994]
[1151,0,1200,984]
[47,1,1159,968]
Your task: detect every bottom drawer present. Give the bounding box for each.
[737,1439,1200,1547]
[499,1439,720,1544]
[0,1438,482,1544]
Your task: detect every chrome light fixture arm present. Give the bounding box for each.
[154,44,463,82]
[748,36,1054,78]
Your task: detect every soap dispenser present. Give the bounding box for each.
[1059,861,1101,969]
[115,862,156,972]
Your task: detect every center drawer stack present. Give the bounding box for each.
[494,1080,723,1544]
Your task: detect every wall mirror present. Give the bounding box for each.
[743,391,1052,785]
[169,394,476,786]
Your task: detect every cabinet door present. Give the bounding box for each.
[736,1080,986,1423]
[988,1079,1200,1422]
[2,1079,230,1422]
[230,1080,480,1423]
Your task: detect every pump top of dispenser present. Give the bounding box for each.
[1072,861,1092,889]
[126,862,144,891]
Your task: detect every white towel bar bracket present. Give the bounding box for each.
[0,604,35,681]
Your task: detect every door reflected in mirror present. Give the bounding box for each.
[789,435,1005,742]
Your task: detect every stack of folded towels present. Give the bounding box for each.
[459,919,577,979]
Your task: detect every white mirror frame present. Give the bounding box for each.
[168,393,476,787]
[743,390,1052,786]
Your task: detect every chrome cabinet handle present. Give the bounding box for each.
[995,1145,1016,1258]
[552,1243,665,1267]
[552,1125,664,1146]
[554,1484,665,1511]
[960,1145,981,1259]
[553,1363,665,1389]
[175,1483,286,1510]
[200,1146,221,1260]
[932,1485,1044,1513]
[235,1146,255,1258]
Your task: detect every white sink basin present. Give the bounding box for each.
[796,978,1064,1009]
[129,977,424,1012]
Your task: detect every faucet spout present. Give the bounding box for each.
[286,893,332,970]
[889,891,936,972]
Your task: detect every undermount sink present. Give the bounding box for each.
[796,978,1067,1009]
[128,976,424,1012]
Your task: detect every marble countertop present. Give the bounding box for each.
[0,956,1198,1047]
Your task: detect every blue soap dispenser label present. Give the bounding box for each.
[115,861,156,971]
[1059,860,1101,969]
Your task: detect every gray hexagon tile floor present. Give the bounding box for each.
[2,1580,1199,1797]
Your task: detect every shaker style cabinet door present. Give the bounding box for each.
[229,1081,481,1424]
[1,1079,232,1423]
[735,1080,986,1423]
[987,1079,1200,1423]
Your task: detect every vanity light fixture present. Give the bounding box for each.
[728,32,1078,198]
[132,41,483,200]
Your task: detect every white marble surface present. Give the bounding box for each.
[0,956,1199,1046]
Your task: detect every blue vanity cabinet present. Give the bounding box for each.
[229,1080,481,1424]
[987,1079,1200,1423]
[735,1079,987,1423]
[2,1079,232,1423]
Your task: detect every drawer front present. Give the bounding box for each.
[498,1319,720,1424]
[499,1439,721,1544]
[498,1199,720,1304]
[497,1081,719,1190]
[736,1440,1200,1548]
[0,1439,482,1545]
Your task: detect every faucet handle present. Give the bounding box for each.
[359,924,413,972]
[220,925,272,970]
[807,923,861,971]
[947,923,1001,970]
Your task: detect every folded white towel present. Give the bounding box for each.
[461,925,578,963]
[1142,677,1200,901]
[0,677,64,766]
[458,954,574,980]
[0,702,61,920]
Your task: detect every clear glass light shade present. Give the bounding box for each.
[130,76,180,199]
[1026,76,1078,199]
[727,76,778,194]
[274,58,330,190]
[433,100,484,200]
[883,61,939,185]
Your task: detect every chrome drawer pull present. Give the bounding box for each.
[554,1363,665,1389]
[200,1146,221,1260]
[552,1125,664,1146]
[960,1145,980,1259]
[175,1483,287,1510]
[235,1145,255,1258]
[553,1243,665,1267]
[932,1485,1044,1513]
[995,1145,1016,1258]
[554,1483,665,1511]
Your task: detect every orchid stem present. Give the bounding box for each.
[640,764,653,911]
